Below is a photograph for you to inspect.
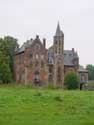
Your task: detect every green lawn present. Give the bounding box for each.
[0,84,94,125]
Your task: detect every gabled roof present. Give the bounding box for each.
[15,36,44,54]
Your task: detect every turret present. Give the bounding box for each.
[53,22,64,87]
[54,22,64,55]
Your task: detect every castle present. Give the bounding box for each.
[14,23,88,87]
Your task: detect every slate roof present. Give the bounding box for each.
[47,46,79,66]
[64,50,78,66]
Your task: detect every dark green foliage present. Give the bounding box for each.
[34,92,42,97]
[64,71,80,90]
[0,63,12,83]
[0,36,19,82]
[0,51,12,83]
[86,64,94,80]
[54,95,63,102]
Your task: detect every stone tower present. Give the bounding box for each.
[53,23,64,88]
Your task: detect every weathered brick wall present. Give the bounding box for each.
[14,37,49,86]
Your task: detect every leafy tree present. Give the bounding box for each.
[0,51,12,83]
[64,71,80,90]
[86,64,94,80]
[0,36,19,80]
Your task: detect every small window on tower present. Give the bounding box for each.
[29,54,32,64]
[55,47,57,53]
[55,41,57,44]
[59,41,60,45]
[59,47,60,53]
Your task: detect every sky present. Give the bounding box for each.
[0,0,94,66]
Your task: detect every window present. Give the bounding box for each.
[49,74,53,82]
[59,41,61,46]
[64,53,66,56]
[49,66,53,73]
[34,71,39,80]
[55,47,57,54]
[41,61,45,68]
[59,41,61,54]
[41,55,44,60]
[69,53,72,56]
[59,46,61,54]
[55,41,57,44]
[35,61,38,66]
[36,54,39,59]
[35,44,40,50]
[29,54,32,64]
[34,71,40,84]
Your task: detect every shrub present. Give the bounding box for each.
[64,71,80,90]
[54,95,63,102]
[34,92,42,97]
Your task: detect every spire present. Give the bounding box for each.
[55,22,64,37]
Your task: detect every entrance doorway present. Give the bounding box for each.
[34,71,40,85]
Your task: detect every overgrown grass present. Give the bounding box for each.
[0,84,94,125]
[87,81,94,90]
[87,80,94,86]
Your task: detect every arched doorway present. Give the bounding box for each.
[34,71,40,85]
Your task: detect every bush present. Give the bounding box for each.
[64,71,80,90]
[54,95,63,102]
[0,63,12,83]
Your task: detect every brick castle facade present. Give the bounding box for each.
[14,23,88,87]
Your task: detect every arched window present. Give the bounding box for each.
[55,47,57,54]
[34,71,40,84]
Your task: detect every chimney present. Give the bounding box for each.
[43,38,46,48]
[36,35,39,39]
[72,48,74,52]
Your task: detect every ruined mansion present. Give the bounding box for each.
[14,23,88,87]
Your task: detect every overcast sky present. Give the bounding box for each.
[0,0,94,66]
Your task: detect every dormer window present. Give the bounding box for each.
[64,53,66,56]
[69,53,72,56]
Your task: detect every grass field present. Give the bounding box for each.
[0,84,94,125]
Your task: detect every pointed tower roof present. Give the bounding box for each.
[55,22,64,37]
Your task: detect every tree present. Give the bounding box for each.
[64,71,80,90]
[0,36,19,80]
[0,51,12,83]
[86,64,94,80]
